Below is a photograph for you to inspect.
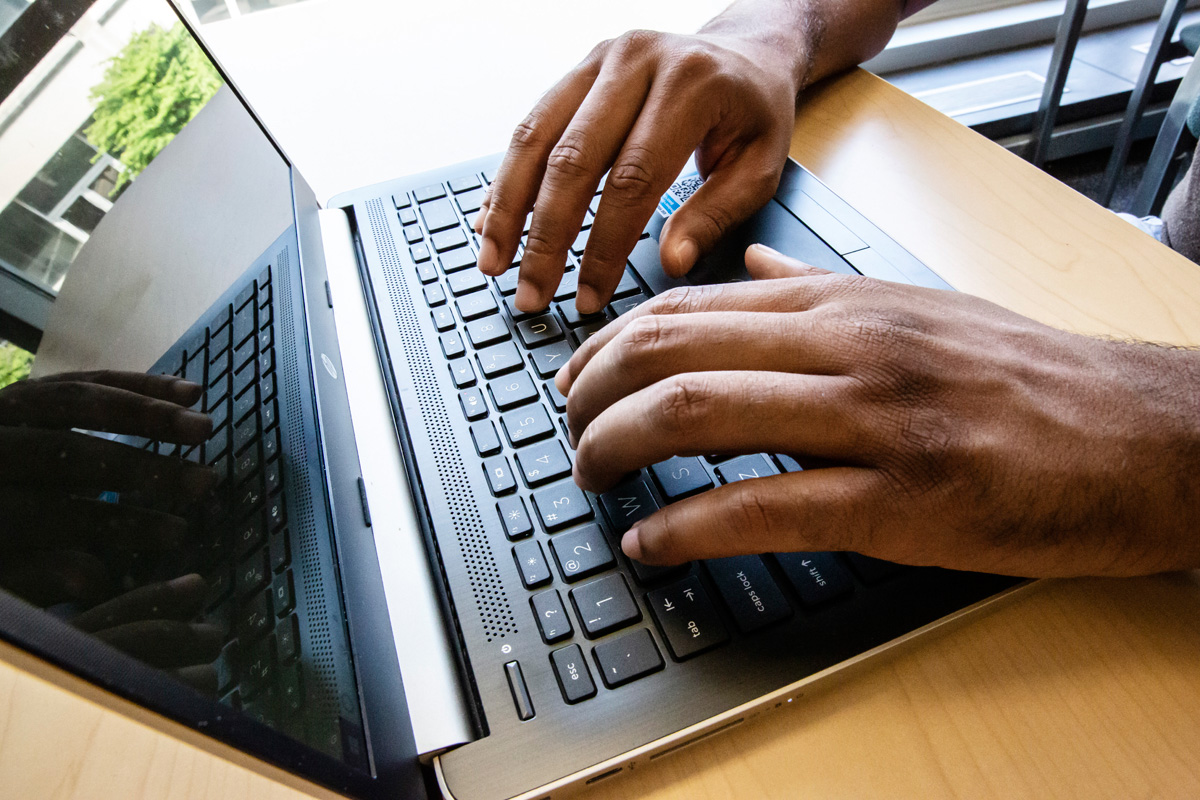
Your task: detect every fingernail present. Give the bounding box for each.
[515,279,542,312]
[750,243,781,256]
[478,237,499,275]
[168,573,205,592]
[673,238,699,273]
[575,284,602,315]
[621,528,643,560]
[553,364,571,395]
[169,378,202,403]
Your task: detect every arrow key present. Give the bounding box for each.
[647,575,728,660]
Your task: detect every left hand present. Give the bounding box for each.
[556,245,1200,578]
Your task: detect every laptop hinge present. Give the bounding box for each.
[318,207,474,758]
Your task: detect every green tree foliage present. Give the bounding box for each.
[85,23,222,194]
[0,342,33,389]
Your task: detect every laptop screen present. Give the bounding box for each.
[0,0,379,785]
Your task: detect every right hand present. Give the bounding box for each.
[474,27,804,314]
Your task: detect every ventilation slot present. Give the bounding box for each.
[365,199,515,641]
[278,245,339,720]
[649,718,745,761]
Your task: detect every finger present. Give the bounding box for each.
[744,243,833,280]
[0,487,189,554]
[657,138,787,277]
[477,40,610,277]
[0,428,217,498]
[572,81,718,314]
[33,370,204,403]
[94,620,224,668]
[0,550,111,607]
[0,378,210,443]
[556,278,833,395]
[176,664,218,694]
[473,185,492,234]
[620,467,889,565]
[517,55,659,312]
[573,371,872,492]
[71,574,207,633]
[565,311,848,442]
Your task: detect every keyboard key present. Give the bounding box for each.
[466,315,510,348]
[476,341,522,378]
[500,404,553,446]
[415,183,446,203]
[449,358,476,388]
[495,270,520,295]
[454,186,486,213]
[531,589,572,643]
[422,196,458,231]
[269,528,290,572]
[393,192,411,209]
[469,420,501,456]
[261,399,277,431]
[440,331,466,359]
[503,660,535,721]
[416,262,438,283]
[513,540,551,588]
[239,591,273,641]
[544,380,567,412]
[459,387,488,421]
[276,613,299,663]
[440,247,477,273]
[398,207,418,226]
[432,227,468,252]
[650,457,713,500]
[609,293,648,317]
[517,314,564,348]
[570,574,640,638]
[611,270,640,299]
[646,575,729,660]
[410,243,431,263]
[449,174,482,193]
[279,661,303,716]
[600,478,658,532]
[715,454,778,483]
[773,552,853,608]
[593,628,663,688]
[549,523,615,582]
[556,301,605,328]
[516,439,572,487]
[532,479,592,531]
[448,269,487,296]
[503,294,536,321]
[432,307,456,331]
[237,550,270,597]
[551,644,596,703]
[232,303,256,348]
[272,570,295,617]
[497,496,533,540]
[234,447,259,484]
[774,454,804,473]
[488,370,538,410]
[404,225,424,245]
[423,284,446,307]
[553,270,579,302]
[484,455,516,495]
[704,555,792,633]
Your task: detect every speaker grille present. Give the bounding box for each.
[365,198,515,641]
[278,244,339,717]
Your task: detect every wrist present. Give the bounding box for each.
[698,0,817,95]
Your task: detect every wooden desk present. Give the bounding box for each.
[4,69,1200,800]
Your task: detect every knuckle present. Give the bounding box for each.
[546,133,597,182]
[672,43,722,83]
[606,147,659,201]
[616,315,670,370]
[649,285,706,316]
[520,227,563,260]
[727,482,777,544]
[509,116,545,151]
[613,29,661,57]
[655,374,711,436]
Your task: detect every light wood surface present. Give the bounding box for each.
[5,68,1200,800]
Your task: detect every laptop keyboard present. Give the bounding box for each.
[126,265,302,730]
[399,171,908,714]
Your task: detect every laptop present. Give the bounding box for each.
[0,3,1026,798]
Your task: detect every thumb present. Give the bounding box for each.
[745,243,831,280]
[658,144,783,277]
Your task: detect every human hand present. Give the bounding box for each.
[0,371,215,606]
[474,26,804,314]
[556,245,1200,578]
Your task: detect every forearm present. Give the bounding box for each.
[699,0,903,92]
